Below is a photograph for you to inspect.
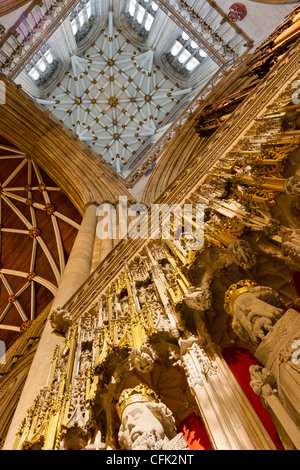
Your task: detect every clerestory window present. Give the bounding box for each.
[70,0,94,40]
[126,0,158,35]
[168,32,207,74]
[27,47,57,84]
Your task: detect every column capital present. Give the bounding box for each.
[84,201,99,210]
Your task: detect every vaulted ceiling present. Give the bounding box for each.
[37,12,192,177]
[0,137,82,351]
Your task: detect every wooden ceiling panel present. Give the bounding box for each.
[0,136,82,353]
[0,303,21,330]
[34,243,58,286]
[2,232,34,271]
[0,330,21,353]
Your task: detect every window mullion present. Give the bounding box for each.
[176,46,184,60]
[83,6,88,23]
[190,46,198,60]
[127,0,155,33]
[133,2,139,20]
[184,56,194,68]
[141,10,147,28]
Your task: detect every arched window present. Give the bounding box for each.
[69,0,94,40]
[168,32,207,74]
[126,0,158,35]
[27,47,57,84]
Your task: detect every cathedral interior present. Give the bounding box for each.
[1,0,300,451]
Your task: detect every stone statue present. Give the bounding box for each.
[252,309,300,432]
[183,284,212,311]
[128,345,157,373]
[284,175,300,198]
[225,280,300,448]
[227,239,256,270]
[116,384,189,450]
[138,285,157,306]
[224,280,286,346]
[247,308,300,450]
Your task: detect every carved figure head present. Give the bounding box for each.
[225,282,286,345]
[128,345,157,373]
[117,384,177,450]
[284,176,300,198]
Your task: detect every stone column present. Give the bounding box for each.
[3,203,98,450]
[52,202,98,310]
[180,338,276,450]
[91,201,116,272]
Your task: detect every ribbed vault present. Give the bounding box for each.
[0,77,135,214]
[0,136,82,350]
[38,11,191,177]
